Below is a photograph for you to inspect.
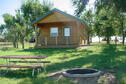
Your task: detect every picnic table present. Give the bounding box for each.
[0,56,47,59]
[0,55,50,77]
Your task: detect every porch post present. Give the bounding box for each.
[56,36,58,46]
[35,24,38,47]
[66,36,69,45]
[45,37,47,46]
[84,39,86,45]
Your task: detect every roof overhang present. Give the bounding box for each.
[31,8,88,26]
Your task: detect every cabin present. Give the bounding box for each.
[32,8,88,48]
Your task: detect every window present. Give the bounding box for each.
[50,27,58,37]
[64,27,70,36]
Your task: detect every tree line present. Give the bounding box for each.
[72,0,126,45]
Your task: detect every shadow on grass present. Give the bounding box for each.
[43,45,121,71]
[18,48,77,56]
[0,69,40,78]
[43,45,126,83]
[18,76,75,84]
[48,45,126,83]
[1,44,126,84]
[58,49,93,60]
[18,44,126,84]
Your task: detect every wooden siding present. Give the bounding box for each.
[36,20,88,48]
[70,20,88,45]
[38,12,76,24]
[37,21,79,46]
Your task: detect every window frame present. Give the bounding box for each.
[50,27,58,37]
[64,27,71,37]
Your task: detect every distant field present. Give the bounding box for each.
[0,42,35,49]
[0,42,13,48]
[0,44,126,84]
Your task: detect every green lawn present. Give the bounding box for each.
[0,44,126,84]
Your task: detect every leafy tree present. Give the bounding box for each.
[81,10,94,45]
[72,0,89,16]
[0,24,5,35]
[14,10,27,49]
[97,7,116,44]
[72,0,126,45]
[21,0,51,21]
[21,0,53,47]
[1,0,53,49]
[95,0,126,45]
[95,0,126,12]
[94,17,102,43]
[118,14,126,45]
[3,13,19,48]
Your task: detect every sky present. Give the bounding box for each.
[0,0,95,25]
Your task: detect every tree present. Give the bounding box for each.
[95,0,126,12]
[95,0,126,45]
[72,0,126,45]
[3,13,19,48]
[118,14,126,45]
[81,10,94,45]
[72,0,89,16]
[97,7,116,44]
[15,10,27,49]
[94,19,102,43]
[0,24,5,35]
[21,0,53,47]
[1,0,53,49]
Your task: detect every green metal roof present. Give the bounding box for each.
[31,8,87,25]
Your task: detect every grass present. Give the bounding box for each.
[0,44,126,84]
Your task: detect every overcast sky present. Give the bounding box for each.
[0,0,95,25]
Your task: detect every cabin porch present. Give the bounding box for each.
[37,36,82,48]
[35,21,87,48]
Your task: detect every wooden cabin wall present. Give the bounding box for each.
[76,21,88,45]
[75,21,81,45]
[38,21,79,45]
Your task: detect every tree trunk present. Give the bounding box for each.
[90,37,92,43]
[106,37,110,44]
[122,34,125,45]
[35,26,40,47]
[16,36,19,48]
[13,34,19,48]
[106,33,110,44]
[21,41,24,49]
[115,37,117,44]
[22,41,24,49]
[120,15,125,45]
[13,41,17,48]
[16,42,18,48]
[106,27,110,44]
[13,37,17,48]
[21,39,24,49]
[87,33,90,45]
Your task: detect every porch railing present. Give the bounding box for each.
[39,36,74,46]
